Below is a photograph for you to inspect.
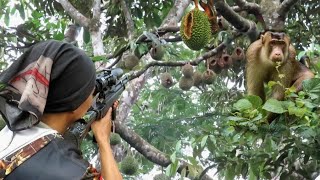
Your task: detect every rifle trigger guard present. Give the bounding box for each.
[93,109,103,120]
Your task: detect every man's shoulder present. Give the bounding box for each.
[5,137,91,180]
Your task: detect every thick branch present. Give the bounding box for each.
[215,0,259,41]
[278,0,298,19]
[92,0,101,20]
[120,0,135,39]
[136,26,180,43]
[57,0,90,27]
[234,0,261,16]
[115,121,171,166]
[64,24,79,43]
[161,0,191,27]
[115,118,213,180]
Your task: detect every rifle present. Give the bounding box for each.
[67,68,129,143]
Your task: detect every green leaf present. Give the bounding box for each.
[10,6,16,15]
[92,55,107,62]
[246,95,263,108]
[166,160,179,177]
[200,135,208,148]
[170,152,176,162]
[31,11,43,19]
[265,136,277,152]
[241,163,248,178]
[225,164,236,180]
[303,78,320,99]
[234,99,252,111]
[288,106,307,117]
[17,3,25,19]
[297,51,306,60]
[83,28,91,44]
[4,10,10,26]
[228,116,246,121]
[175,140,182,151]
[225,126,235,135]
[300,128,316,138]
[263,99,286,114]
[248,166,258,180]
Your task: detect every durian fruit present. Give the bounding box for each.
[153,173,170,180]
[181,63,194,78]
[160,73,174,88]
[207,56,222,74]
[202,69,216,84]
[150,45,165,60]
[231,47,245,63]
[120,156,139,175]
[231,47,245,73]
[218,54,233,69]
[193,71,203,87]
[218,17,230,30]
[123,54,140,70]
[179,76,194,91]
[110,133,121,145]
[116,59,126,69]
[180,7,211,51]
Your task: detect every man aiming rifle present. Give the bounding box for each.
[0,40,123,180]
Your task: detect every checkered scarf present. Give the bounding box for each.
[0,40,96,131]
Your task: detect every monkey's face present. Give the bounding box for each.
[269,40,287,62]
[262,32,290,65]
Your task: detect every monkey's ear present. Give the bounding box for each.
[261,34,265,44]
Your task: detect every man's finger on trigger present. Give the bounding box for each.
[106,107,112,116]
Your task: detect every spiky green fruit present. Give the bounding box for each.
[110,133,121,145]
[202,69,216,84]
[150,45,165,60]
[180,8,211,51]
[181,63,194,78]
[120,156,139,175]
[160,72,174,88]
[193,71,203,86]
[179,76,194,91]
[123,54,140,70]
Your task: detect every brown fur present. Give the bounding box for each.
[246,31,314,102]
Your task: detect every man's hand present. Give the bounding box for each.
[90,101,123,180]
[91,101,118,142]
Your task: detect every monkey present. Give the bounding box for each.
[246,31,314,121]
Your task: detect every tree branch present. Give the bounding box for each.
[115,121,171,166]
[120,0,135,39]
[233,0,262,17]
[115,118,214,180]
[92,0,101,20]
[129,38,232,80]
[215,0,259,41]
[278,0,298,19]
[56,0,90,27]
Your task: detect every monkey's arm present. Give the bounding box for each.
[245,40,267,101]
[246,63,266,101]
[292,67,314,92]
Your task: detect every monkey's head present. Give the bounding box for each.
[261,31,290,65]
